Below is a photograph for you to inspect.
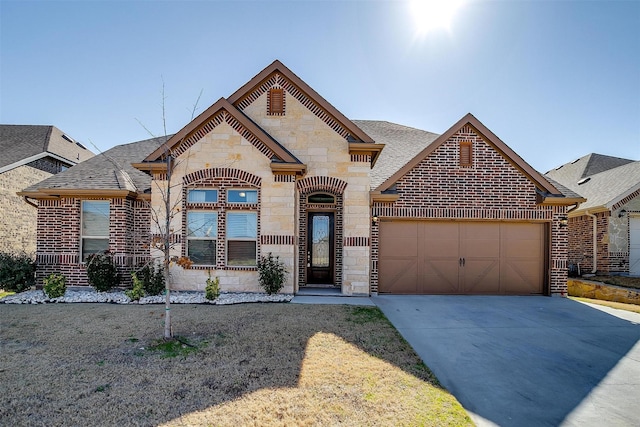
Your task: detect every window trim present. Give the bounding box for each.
[80,200,110,262]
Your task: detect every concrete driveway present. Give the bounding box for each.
[372,295,640,427]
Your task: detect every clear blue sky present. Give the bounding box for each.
[1,0,638,173]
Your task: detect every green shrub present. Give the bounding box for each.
[136,263,165,296]
[125,273,145,301]
[43,273,66,299]
[257,253,287,295]
[205,273,220,301]
[86,252,120,292]
[0,252,36,293]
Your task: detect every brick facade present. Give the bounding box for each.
[35,197,150,287]
[568,211,631,275]
[370,125,569,296]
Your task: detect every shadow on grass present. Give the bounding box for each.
[0,303,470,426]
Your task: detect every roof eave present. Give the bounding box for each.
[349,143,385,167]
[19,188,139,199]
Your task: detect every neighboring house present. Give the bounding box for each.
[546,154,640,276]
[20,60,579,295]
[0,125,94,254]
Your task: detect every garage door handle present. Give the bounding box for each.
[459,258,465,267]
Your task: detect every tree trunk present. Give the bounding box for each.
[163,153,172,340]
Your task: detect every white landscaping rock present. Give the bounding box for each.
[0,289,293,305]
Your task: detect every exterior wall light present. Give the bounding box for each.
[559,215,569,227]
[619,209,627,218]
[372,215,379,225]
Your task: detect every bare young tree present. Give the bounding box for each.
[137,82,202,340]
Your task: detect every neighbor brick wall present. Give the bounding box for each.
[568,212,628,274]
[370,125,568,296]
[35,197,150,287]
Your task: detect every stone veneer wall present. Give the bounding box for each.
[0,163,56,254]
[371,125,569,296]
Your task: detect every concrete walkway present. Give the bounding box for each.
[372,295,640,427]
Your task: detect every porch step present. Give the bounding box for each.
[297,287,343,296]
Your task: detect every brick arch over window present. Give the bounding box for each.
[297,176,346,289]
[296,176,347,195]
[183,168,262,187]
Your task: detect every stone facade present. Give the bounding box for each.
[0,162,57,254]
[147,85,372,295]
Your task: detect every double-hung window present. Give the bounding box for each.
[81,200,110,261]
[186,212,218,266]
[227,212,257,266]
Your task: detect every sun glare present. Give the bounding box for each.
[410,0,465,35]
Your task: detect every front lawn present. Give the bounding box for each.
[0,303,472,426]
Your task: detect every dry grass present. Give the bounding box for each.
[570,297,640,314]
[0,303,472,426]
[590,275,640,290]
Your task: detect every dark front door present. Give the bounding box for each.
[307,212,334,284]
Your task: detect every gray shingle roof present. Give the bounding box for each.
[22,135,170,194]
[0,125,94,169]
[353,120,440,189]
[546,154,640,211]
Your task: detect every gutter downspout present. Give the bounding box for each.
[23,196,38,209]
[585,210,597,274]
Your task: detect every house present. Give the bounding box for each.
[20,60,579,295]
[546,154,640,276]
[0,125,94,254]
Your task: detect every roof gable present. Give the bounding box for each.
[547,160,640,213]
[0,125,94,171]
[228,60,375,144]
[374,113,560,196]
[142,97,301,165]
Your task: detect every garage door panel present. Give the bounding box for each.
[422,259,460,293]
[463,259,500,293]
[379,221,545,295]
[379,258,418,294]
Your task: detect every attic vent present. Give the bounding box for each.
[268,88,284,115]
[577,177,591,185]
[76,142,87,149]
[61,134,74,143]
[460,141,472,167]
[571,158,580,164]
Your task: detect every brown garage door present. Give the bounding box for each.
[378,221,545,295]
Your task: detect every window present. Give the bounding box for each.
[460,141,472,167]
[228,189,258,203]
[81,200,110,261]
[187,189,218,203]
[268,88,284,115]
[227,212,257,266]
[186,212,218,265]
